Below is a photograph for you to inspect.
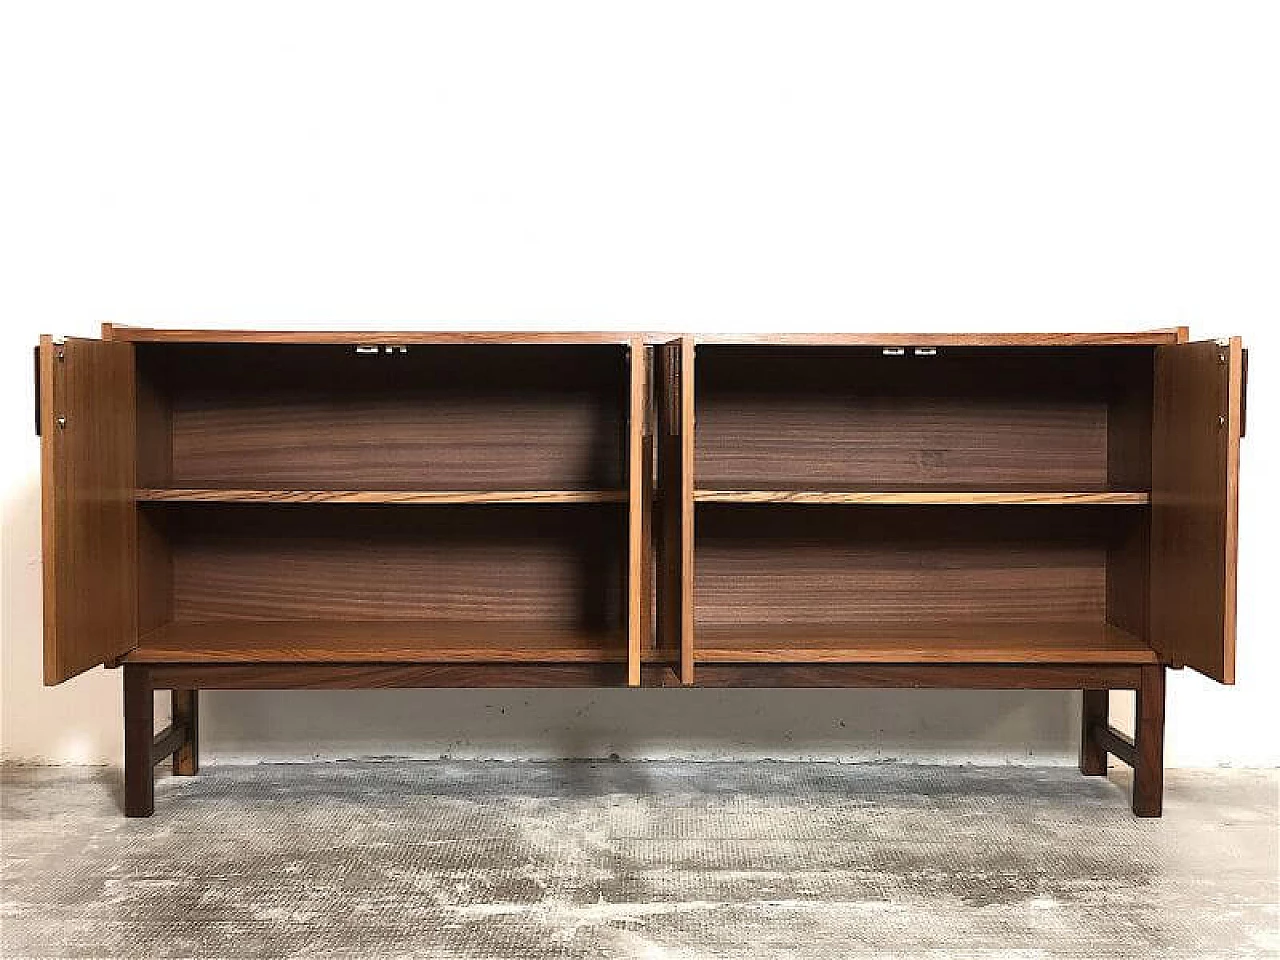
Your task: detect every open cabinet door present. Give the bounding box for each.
[39,335,137,684]
[1151,337,1244,684]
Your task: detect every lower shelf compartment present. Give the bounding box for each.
[127,621,627,664]
[694,622,1157,664]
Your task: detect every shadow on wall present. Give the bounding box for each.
[4,473,129,766]
[197,686,1079,765]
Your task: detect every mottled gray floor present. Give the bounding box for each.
[2,763,1277,959]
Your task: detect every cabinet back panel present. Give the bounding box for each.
[154,504,625,627]
[695,505,1140,626]
[138,344,626,489]
[696,347,1153,489]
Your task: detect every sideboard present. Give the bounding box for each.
[35,325,1246,816]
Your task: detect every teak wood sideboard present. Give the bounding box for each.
[34,325,1247,817]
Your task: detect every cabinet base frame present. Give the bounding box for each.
[1080,665,1166,817]
[121,662,1166,818]
[123,667,200,817]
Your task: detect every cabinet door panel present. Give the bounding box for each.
[40,335,137,684]
[1151,337,1244,683]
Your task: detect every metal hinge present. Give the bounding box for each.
[882,347,939,357]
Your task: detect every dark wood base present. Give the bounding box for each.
[1079,689,1109,775]
[122,661,1167,818]
[1077,665,1166,817]
[123,666,201,817]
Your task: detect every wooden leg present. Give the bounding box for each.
[1132,665,1166,818]
[172,690,199,776]
[123,665,155,818]
[1079,689,1108,776]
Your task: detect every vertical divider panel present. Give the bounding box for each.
[680,337,696,685]
[627,339,647,686]
[652,339,693,685]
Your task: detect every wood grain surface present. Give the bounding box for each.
[137,343,627,490]
[679,337,696,684]
[144,662,628,688]
[652,342,684,668]
[694,621,1156,664]
[111,326,644,345]
[153,503,626,628]
[692,331,1181,347]
[128,620,628,663]
[626,339,648,686]
[1150,338,1242,683]
[694,489,1149,505]
[106,325,1182,347]
[695,347,1152,490]
[680,663,1146,689]
[137,488,627,504]
[40,336,138,684]
[693,504,1138,628]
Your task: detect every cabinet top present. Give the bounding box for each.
[99,324,1186,347]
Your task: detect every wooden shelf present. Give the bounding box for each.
[127,621,627,663]
[136,488,628,505]
[694,622,1158,664]
[694,490,1150,505]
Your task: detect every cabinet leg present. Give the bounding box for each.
[123,665,155,818]
[1132,665,1166,818]
[1079,689,1108,776]
[172,690,199,776]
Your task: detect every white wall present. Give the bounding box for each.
[2,1,1276,767]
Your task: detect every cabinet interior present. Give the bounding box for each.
[135,343,628,493]
[695,346,1154,494]
[690,345,1157,665]
[131,342,633,664]
[117,339,1171,668]
[693,503,1152,663]
[135,503,628,662]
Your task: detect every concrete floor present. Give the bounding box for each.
[2,763,1277,959]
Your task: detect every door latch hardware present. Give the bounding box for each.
[56,416,67,430]
[882,347,905,356]
[914,347,938,357]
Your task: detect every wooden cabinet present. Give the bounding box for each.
[35,326,1246,817]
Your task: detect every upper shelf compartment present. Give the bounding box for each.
[694,345,1156,494]
[135,342,630,494]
